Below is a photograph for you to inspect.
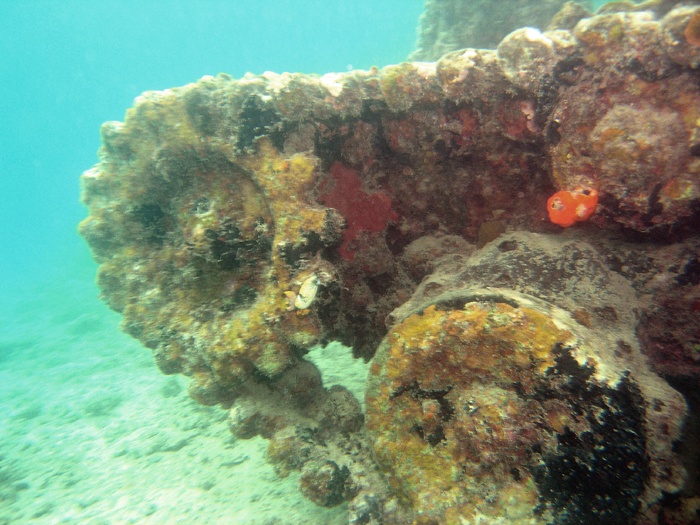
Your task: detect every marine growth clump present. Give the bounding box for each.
[80,3,700,524]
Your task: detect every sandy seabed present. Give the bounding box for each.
[0,275,368,525]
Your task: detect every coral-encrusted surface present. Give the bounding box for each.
[548,9,700,234]
[80,100,344,402]
[367,298,660,524]
[78,3,700,523]
[79,5,700,368]
[371,233,686,524]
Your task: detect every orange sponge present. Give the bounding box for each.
[547,187,598,227]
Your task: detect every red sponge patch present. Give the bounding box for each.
[319,162,397,260]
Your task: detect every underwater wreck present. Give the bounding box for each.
[80,2,700,523]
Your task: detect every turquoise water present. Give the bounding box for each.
[0,3,419,523]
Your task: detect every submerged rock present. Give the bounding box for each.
[410,0,593,60]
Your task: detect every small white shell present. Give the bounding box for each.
[294,274,319,309]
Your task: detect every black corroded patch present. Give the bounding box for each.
[236,95,284,152]
[390,380,454,446]
[533,345,649,525]
[130,203,169,244]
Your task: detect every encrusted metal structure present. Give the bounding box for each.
[80,4,700,523]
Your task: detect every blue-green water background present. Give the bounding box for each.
[0,1,426,305]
